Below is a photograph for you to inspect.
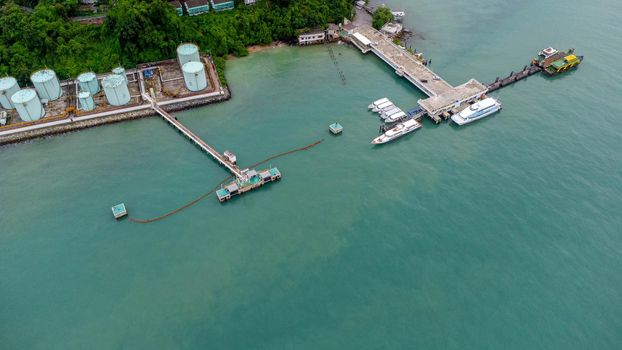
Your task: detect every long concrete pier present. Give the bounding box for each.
[138,72,243,179]
[350,25,488,120]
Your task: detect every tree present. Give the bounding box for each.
[372,6,393,30]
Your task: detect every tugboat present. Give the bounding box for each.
[532,47,583,76]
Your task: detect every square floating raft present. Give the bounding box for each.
[329,123,343,135]
[112,203,127,219]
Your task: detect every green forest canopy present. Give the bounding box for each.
[0,0,353,83]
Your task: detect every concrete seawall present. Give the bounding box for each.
[0,88,231,146]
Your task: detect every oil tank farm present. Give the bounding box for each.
[102,74,131,106]
[77,72,99,95]
[182,61,208,92]
[0,76,20,110]
[11,89,45,121]
[112,66,128,85]
[177,43,201,67]
[31,69,62,101]
[78,91,95,111]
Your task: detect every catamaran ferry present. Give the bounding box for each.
[371,118,422,144]
[451,97,502,126]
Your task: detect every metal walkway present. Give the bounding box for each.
[138,71,242,179]
[487,65,542,93]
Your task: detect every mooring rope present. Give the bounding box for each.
[129,139,324,224]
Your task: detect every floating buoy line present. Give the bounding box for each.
[129,139,324,224]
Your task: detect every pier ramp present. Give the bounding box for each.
[350,25,488,120]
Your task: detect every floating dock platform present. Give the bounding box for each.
[112,203,127,219]
[329,122,343,134]
[216,167,282,202]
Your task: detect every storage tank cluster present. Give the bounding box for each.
[177,43,208,92]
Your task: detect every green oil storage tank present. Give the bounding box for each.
[182,61,208,92]
[112,66,128,85]
[77,72,99,95]
[31,69,62,101]
[102,74,130,106]
[177,43,201,67]
[0,76,20,110]
[78,91,95,111]
[11,89,45,121]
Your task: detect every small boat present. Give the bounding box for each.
[392,11,406,18]
[381,106,402,119]
[372,118,422,144]
[385,111,407,123]
[372,101,394,113]
[451,97,502,126]
[329,122,343,135]
[533,47,583,76]
[368,97,389,109]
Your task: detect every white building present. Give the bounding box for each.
[298,31,326,45]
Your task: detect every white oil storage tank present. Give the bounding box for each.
[31,69,62,101]
[0,76,20,110]
[102,74,130,106]
[112,66,128,85]
[177,43,200,67]
[77,72,99,95]
[182,61,208,92]
[11,89,45,121]
[78,91,95,111]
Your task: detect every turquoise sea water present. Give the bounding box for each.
[2,0,622,348]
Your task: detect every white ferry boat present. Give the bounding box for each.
[372,118,422,144]
[368,97,389,109]
[451,98,502,126]
[372,101,394,113]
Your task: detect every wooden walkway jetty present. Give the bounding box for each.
[487,65,542,93]
[349,25,488,120]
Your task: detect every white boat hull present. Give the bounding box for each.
[451,105,502,125]
[371,119,422,144]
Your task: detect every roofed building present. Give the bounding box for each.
[169,0,183,16]
[185,0,209,16]
[211,0,234,11]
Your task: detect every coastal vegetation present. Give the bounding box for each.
[372,6,394,30]
[0,0,353,84]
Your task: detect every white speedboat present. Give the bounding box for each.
[372,118,422,144]
[381,106,402,119]
[368,97,389,109]
[385,111,406,123]
[372,101,394,113]
[451,98,502,126]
